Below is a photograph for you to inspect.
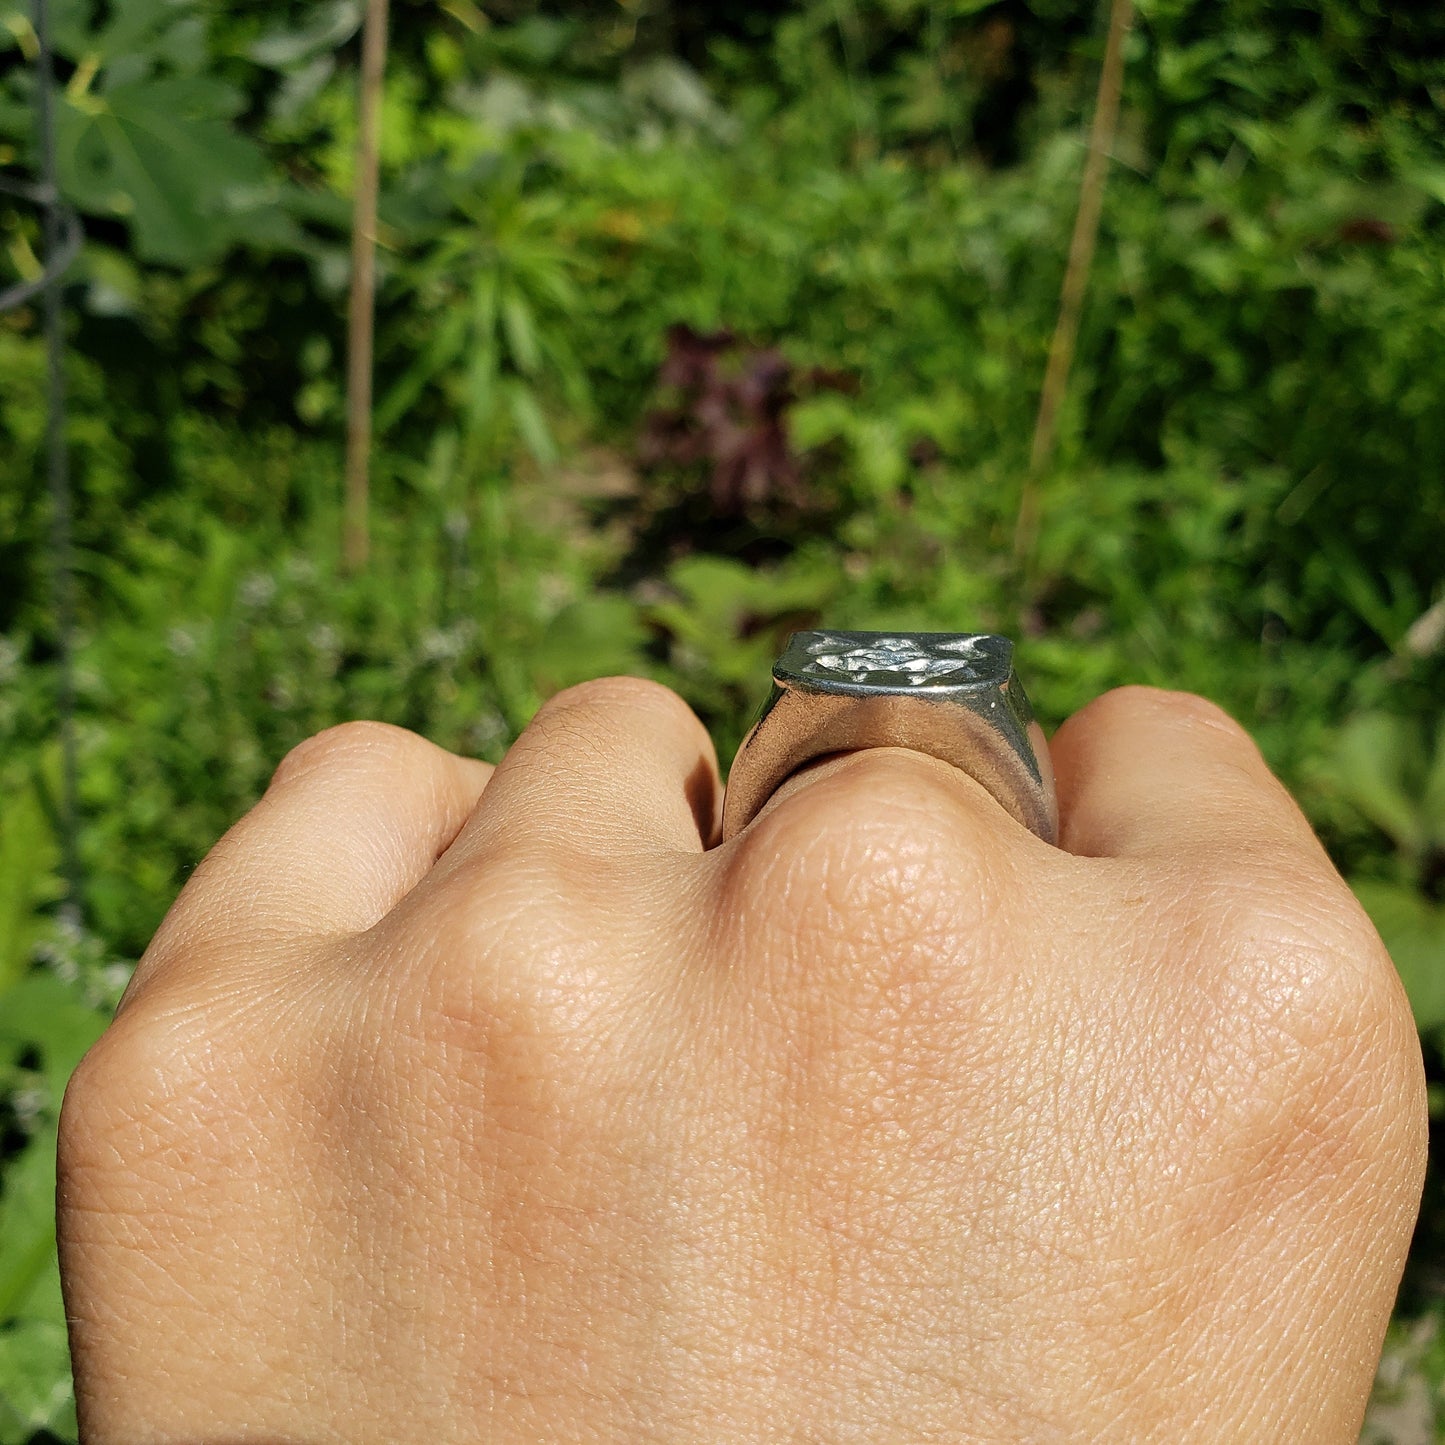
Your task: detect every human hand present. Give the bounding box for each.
[58,681,1425,1442]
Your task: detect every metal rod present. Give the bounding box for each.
[0,201,80,312]
[343,0,391,572]
[33,0,82,926]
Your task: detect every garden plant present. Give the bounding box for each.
[1,0,1444,1437]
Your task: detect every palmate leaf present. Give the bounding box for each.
[1,0,204,70]
[56,74,270,265]
[93,0,193,71]
[501,289,541,377]
[375,307,469,434]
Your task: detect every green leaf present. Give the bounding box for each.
[506,381,557,468]
[1328,714,1426,858]
[56,74,270,264]
[1354,880,1445,1033]
[3,0,92,63]
[654,555,837,690]
[0,1318,75,1444]
[250,0,361,69]
[0,1126,58,1324]
[533,597,648,695]
[0,6,30,56]
[788,393,854,451]
[0,973,108,1110]
[470,270,500,345]
[1402,165,1445,208]
[0,775,63,995]
[94,0,180,67]
[500,290,541,377]
[375,308,469,435]
[1423,718,1445,855]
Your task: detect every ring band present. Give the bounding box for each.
[721,631,1058,844]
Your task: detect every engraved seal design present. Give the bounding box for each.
[800,633,987,686]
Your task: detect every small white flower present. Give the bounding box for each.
[466,710,509,753]
[419,626,469,664]
[167,626,199,658]
[12,1085,47,1131]
[535,573,573,617]
[308,624,339,655]
[238,572,278,609]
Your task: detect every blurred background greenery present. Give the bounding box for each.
[1,0,1443,1437]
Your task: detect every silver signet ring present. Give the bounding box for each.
[721,631,1058,844]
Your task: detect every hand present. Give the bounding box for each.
[58,681,1425,1442]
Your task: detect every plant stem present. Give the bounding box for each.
[344,0,390,572]
[1016,0,1133,562]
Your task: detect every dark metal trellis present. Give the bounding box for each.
[1,0,83,925]
[0,176,80,313]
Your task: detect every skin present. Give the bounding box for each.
[57,680,1426,1443]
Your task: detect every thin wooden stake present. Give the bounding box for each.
[344,0,390,572]
[1015,0,1133,561]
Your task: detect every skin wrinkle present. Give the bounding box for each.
[1131,1060,1407,1435]
[390,884,682,1439]
[722,791,1040,1433]
[268,722,487,869]
[472,677,720,860]
[58,682,1428,1443]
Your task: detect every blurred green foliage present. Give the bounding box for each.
[2,0,1444,1436]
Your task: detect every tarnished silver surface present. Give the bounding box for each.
[721,631,1058,844]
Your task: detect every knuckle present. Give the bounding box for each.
[1204,865,1403,1032]
[537,674,693,730]
[751,749,1012,877]
[61,979,326,1192]
[58,1028,126,1152]
[508,677,713,804]
[270,719,425,790]
[510,676,704,777]
[1090,684,1255,746]
[1299,925,1422,1107]
[723,750,1018,1000]
[1159,877,1427,1239]
[1194,880,1424,1147]
[407,851,619,1037]
[1272,955,1422,1205]
[59,1004,211,1173]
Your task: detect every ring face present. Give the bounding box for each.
[721,630,1058,845]
[779,631,1013,692]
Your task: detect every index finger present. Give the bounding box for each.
[129,722,494,1004]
